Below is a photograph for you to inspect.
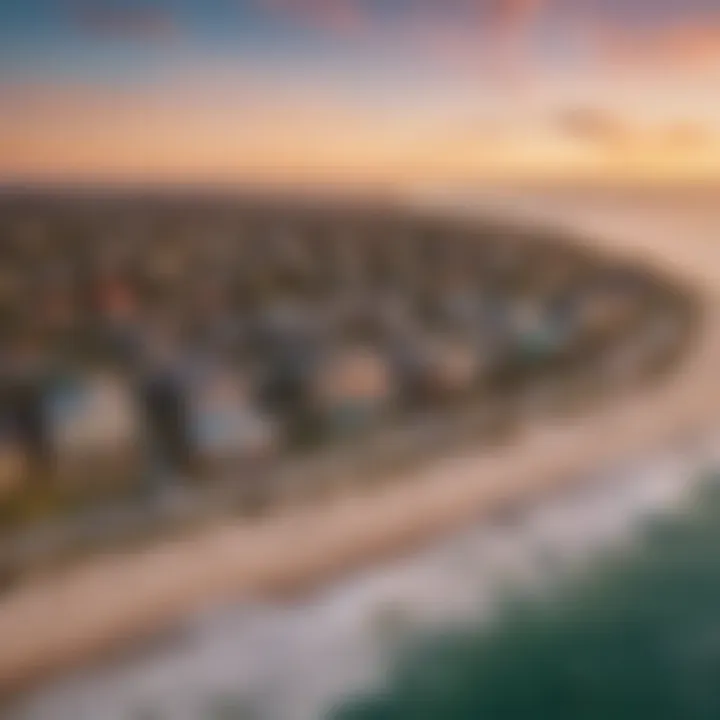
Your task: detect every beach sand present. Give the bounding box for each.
[1,187,719,698]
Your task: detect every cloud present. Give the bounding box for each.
[557,107,632,147]
[387,0,551,81]
[423,0,549,43]
[487,0,546,37]
[68,1,179,40]
[556,107,715,159]
[598,16,720,74]
[260,0,368,35]
[257,0,551,48]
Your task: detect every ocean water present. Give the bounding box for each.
[7,431,720,720]
[335,465,720,719]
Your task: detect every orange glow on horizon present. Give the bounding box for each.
[2,75,720,188]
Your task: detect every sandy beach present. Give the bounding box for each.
[1,188,719,699]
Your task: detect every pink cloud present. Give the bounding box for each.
[487,0,545,37]
[596,14,720,74]
[401,0,549,84]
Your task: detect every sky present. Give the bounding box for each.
[2,0,720,187]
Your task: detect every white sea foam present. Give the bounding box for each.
[8,432,719,720]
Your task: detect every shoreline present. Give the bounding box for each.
[11,424,715,720]
[1,191,719,699]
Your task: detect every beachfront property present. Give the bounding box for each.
[0,189,711,714]
[0,193,697,566]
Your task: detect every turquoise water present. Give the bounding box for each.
[8,443,717,720]
[334,474,720,720]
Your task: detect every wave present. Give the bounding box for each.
[8,431,720,720]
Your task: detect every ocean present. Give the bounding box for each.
[7,430,720,720]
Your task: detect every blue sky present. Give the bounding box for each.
[2,0,720,183]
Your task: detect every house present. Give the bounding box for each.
[193,370,278,464]
[51,371,140,490]
[311,344,393,434]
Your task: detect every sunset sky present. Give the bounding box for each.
[2,0,720,186]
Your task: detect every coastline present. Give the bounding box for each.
[12,426,716,720]
[1,190,719,699]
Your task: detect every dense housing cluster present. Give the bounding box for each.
[0,194,695,524]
